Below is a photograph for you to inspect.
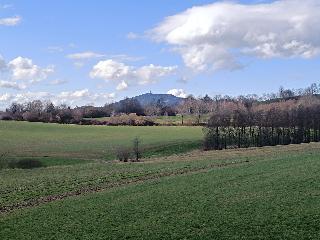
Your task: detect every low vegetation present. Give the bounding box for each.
[1,143,320,239]
[1,83,320,239]
[82,113,157,126]
[0,121,202,160]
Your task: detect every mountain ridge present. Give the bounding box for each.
[131,92,184,107]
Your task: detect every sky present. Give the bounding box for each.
[0,0,320,109]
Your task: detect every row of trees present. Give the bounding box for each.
[176,83,320,124]
[1,83,320,126]
[204,95,320,150]
[1,97,176,124]
[1,101,81,124]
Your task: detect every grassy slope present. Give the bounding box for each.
[0,121,202,160]
[1,143,320,239]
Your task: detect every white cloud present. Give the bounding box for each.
[177,76,189,84]
[66,51,144,69]
[13,91,52,103]
[67,51,105,60]
[67,51,144,68]
[8,57,54,83]
[0,80,26,90]
[90,59,131,80]
[90,59,177,90]
[49,79,68,85]
[136,64,178,85]
[150,0,320,72]
[126,32,139,40]
[58,89,90,99]
[116,80,128,91]
[108,54,144,62]
[73,62,85,68]
[167,88,187,98]
[0,55,6,71]
[0,16,21,26]
[0,93,11,101]
[0,90,116,109]
[54,89,115,106]
[47,46,64,53]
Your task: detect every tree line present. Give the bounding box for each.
[204,94,320,150]
[1,83,320,127]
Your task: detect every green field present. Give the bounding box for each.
[0,121,203,161]
[1,121,320,239]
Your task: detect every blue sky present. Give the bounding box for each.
[0,0,319,108]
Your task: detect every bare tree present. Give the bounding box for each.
[133,137,142,162]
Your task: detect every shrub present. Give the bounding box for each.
[115,147,131,162]
[22,112,41,122]
[105,114,156,126]
[9,159,43,169]
[0,113,13,121]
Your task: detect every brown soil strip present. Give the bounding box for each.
[0,160,249,215]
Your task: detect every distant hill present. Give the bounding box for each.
[132,93,184,107]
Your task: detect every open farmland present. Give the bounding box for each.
[0,121,203,161]
[1,139,320,239]
[2,0,320,239]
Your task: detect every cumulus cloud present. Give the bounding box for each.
[8,57,54,83]
[0,55,54,90]
[58,89,90,100]
[0,80,26,90]
[135,64,177,85]
[0,93,12,109]
[167,88,187,98]
[0,16,21,26]
[0,55,6,71]
[0,92,51,109]
[55,89,116,106]
[90,59,130,80]
[0,89,116,109]
[116,80,128,91]
[90,59,177,90]
[14,91,52,103]
[150,0,320,72]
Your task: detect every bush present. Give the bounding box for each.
[9,159,43,169]
[105,114,156,126]
[0,113,13,121]
[22,112,41,122]
[114,138,143,162]
[115,147,131,162]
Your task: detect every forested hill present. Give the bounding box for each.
[132,93,184,107]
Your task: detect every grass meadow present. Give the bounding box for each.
[1,121,320,239]
[0,121,203,161]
